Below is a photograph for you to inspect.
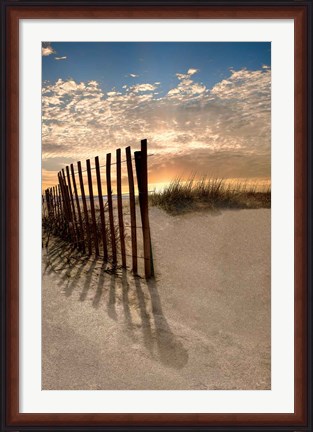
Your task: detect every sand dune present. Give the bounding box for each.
[42,207,270,390]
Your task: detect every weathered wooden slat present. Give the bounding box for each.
[61,169,73,226]
[48,191,51,219]
[54,187,57,213]
[95,156,108,261]
[42,194,46,218]
[106,153,117,264]
[125,146,138,274]
[58,172,72,238]
[53,186,61,228]
[57,184,63,219]
[57,183,63,215]
[59,174,69,219]
[77,161,92,255]
[51,188,55,217]
[53,186,59,218]
[116,149,126,268]
[71,163,85,253]
[52,186,59,229]
[57,174,64,216]
[50,188,55,218]
[48,188,51,217]
[59,180,67,230]
[66,165,79,247]
[63,171,76,243]
[86,159,99,256]
[45,189,50,216]
[134,139,154,279]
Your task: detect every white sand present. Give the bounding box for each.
[42,208,270,390]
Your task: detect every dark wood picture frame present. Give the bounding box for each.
[1,1,312,431]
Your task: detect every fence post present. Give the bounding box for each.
[66,166,79,248]
[50,188,55,219]
[106,153,117,264]
[45,189,51,216]
[53,186,59,229]
[95,156,108,261]
[53,186,58,218]
[53,188,57,217]
[71,163,85,253]
[86,159,99,257]
[58,172,71,239]
[48,188,53,218]
[50,188,54,217]
[134,139,154,279]
[61,169,73,222]
[57,184,63,216]
[58,181,66,230]
[63,169,76,243]
[55,185,61,228]
[77,161,92,255]
[125,146,138,274]
[116,149,126,268]
[42,194,46,218]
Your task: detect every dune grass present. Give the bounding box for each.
[149,177,271,215]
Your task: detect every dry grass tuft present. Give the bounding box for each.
[149,177,271,215]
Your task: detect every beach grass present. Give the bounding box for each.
[149,177,271,215]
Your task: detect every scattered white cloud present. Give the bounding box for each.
[42,66,271,185]
[131,83,158,93]
[55,56,67,61]
[128,73,139,78]
[42,43,56,56]
[187,68,198,75]
[168,68,206,99]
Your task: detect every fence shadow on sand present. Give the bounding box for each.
[44,239,188,371]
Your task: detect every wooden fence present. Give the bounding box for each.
[42,139,154,279]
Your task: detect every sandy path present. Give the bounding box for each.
[42,208,270,390]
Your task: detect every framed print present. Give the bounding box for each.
[1,1,312,431]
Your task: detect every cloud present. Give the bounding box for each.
[131,83,158,93]
[128,73,139,78]
[55,56,67,61]
[168,69,206,99]
[42,66,271,187]
[42,43,56,56]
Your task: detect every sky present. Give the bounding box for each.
[42,42,271,191]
